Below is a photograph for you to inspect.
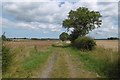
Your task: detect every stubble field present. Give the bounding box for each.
[95,40,118,51]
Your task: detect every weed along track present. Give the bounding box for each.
[36,47,70,78]
[63,49,78,78]
[50,48,69,78]
[64,48,98,78]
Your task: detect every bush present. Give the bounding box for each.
[2,45,11,72]
[59,32,69,41]
[72,36,96,50]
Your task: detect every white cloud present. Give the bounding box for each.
[76,2,118,38]
[2,17,62,33]
[2,0,119,2]
[2,1,118,38]
[2,0,54,2]
[43,31,48,33]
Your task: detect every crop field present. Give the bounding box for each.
[95,40,118,51]
[2,1,119,79]
[2,40,119,78]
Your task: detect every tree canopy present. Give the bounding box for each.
[62,7,102,41]
[59,32,69,41]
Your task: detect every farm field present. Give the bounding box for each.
[2,40,119,78]
[95,40,118,51]
[2,1,119,79]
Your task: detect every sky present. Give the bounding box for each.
[0,0,119,39]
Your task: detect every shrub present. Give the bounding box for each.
[59,32,69,41]
[2,45,11,72]
[72,36,96,50]
[2,34,7,41]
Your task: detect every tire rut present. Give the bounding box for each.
[64,48,99,78]
[36,47,98,78]
[39,52,58,78]
[50,48,69,78]
[63,50,78,78]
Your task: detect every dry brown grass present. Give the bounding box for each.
[95,40,118,51]
[5,40,118,51]
[3,40,55,78]
[5,40,54,49]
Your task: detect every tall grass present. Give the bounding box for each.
[21,46,54,77]
[0,39,1,78]
[2,42,54,78]
[66,47,119,78]
[2,44,11,73]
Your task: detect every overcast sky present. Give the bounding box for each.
[1,0,119,39]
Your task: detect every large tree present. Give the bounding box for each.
[62,7,102,42]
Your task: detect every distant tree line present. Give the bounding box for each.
[2,37,59,41]
[107,37,119,40]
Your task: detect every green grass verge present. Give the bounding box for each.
[3,46,54,78]
[2,45,11,73]
[65,47,119,78]
[22,46,53,71]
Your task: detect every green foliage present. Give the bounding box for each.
[22,47,53,71]
[66,47,119,78]
[107,37,119,40]
[2,45,11,73]
[72,36,96,50]
[2,34,7,41]
[0,38,2,77]
[59,32,69,41]
[69,31,79,43]
[0,38,2,51]
[62,7,102,41]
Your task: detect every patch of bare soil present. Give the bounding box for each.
[40,53,57,78]
[50,48,69,78]
[35,52,58,78]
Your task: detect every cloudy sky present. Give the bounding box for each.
[1,0,119,39]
